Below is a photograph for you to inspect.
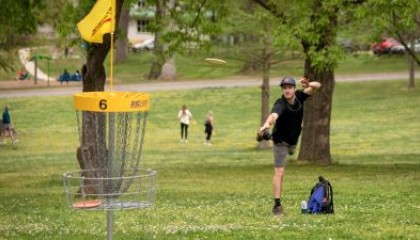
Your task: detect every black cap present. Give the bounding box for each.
[280,77,296,87]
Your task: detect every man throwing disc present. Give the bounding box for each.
[258,77,321,216]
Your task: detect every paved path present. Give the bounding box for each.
[0,71,418,99]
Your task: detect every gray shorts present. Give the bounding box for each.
[273,142,296,168]
[2,123,12,131]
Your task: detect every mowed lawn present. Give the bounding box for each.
[0,79,419,239]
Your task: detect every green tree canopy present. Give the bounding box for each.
[0,0,39,71]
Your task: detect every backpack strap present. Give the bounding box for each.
[319,176,328,199]
[319,176,334,214]
[327,181,334,213]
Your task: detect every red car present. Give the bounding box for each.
[371,37,405,55]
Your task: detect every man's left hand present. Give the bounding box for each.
[299,78,310,88]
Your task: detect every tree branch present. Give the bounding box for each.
[391,10,420,66]
[343,0,367,5]
[251,0,285,22]
[395,30,420,66]
[190,0,207,28]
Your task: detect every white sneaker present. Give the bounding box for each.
[13,139,19,143]
[184,139,188,143]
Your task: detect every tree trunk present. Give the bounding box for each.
[260,74,270,126]
[298,58,334,164]
[258,71,270,149]
[258,20,272,149]
[148,31,164,79]
[158,0,177,81]
[148,0,169,80]
[297,1,337,165]
[408,37,415,88]
[77,0,124,191]
[408,54,415,88]
[159,59,176,81]
[115,4,129,64]
[77,44,109,173]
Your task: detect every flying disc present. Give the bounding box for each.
[204,58,227,65]
[73,199,101,209]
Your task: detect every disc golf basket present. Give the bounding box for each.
[62,92,156,239]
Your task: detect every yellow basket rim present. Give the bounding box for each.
[74,91,151,112]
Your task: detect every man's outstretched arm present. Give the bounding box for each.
[259,113,279,134]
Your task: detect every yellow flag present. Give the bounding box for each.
[77,0,115,43]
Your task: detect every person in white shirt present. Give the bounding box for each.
[178,105,193,142]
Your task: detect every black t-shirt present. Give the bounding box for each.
[271,90,310,145]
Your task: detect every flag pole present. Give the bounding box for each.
[110,33,114,93]
[109,0,116,93]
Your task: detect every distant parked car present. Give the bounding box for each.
[340,39,355,53]
[131,38,154,52]
[407,39,420,52]
[371,37,405,55]
[338,38,371,54]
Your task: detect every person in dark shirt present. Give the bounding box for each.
[1,105,18,144]
[60,69,71,85]
[204,111,215,145]
[258,77,321,216]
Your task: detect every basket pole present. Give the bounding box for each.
[107,211,114,240]
[107,111,115,240]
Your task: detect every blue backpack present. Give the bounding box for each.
[307,176,334,214]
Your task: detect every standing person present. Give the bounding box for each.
[178,105,193,142]
[64,47,69,58]
[1,105,18,144]
[204,111,215,145]
[258,77,321,215]
[60,69,71,85]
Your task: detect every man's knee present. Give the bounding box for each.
[288,145,296,155]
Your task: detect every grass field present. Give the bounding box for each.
[0,80,419,239]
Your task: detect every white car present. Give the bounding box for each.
[390,44,405,54]
[132,38,154,52]
[407,39,420,52]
